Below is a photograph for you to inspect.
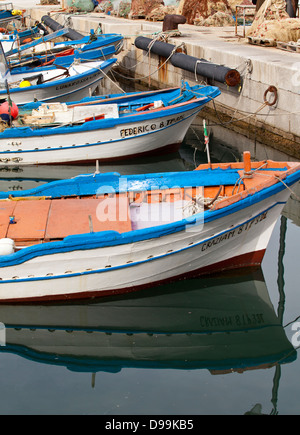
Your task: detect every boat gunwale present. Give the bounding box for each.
[0,87,220,139]
[0,104,203,144]
[0,58,117,96]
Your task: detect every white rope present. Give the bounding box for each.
[114,41,186,82]
[232,166,300,201]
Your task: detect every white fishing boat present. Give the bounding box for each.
[0,50,117,106]
[0,152,299,302]
[0,83,220,165]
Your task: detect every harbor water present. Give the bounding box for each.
[0,115,299,415]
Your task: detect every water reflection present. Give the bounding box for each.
[0,154,185,192]
[0,269,295,376]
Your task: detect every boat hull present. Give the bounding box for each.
[0,60,116,106]
[0,187,290,302]
[0,106,201,165]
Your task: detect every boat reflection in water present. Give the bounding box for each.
[0,269,295,376]
[0,154,186,192]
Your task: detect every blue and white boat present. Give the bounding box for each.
[5,29,123,58]
[0,83,220,165]
[7,44,117,69]
[53,32,124,55]
[0,152,299,302]
[0,3,22,25]
[0,39,117,106]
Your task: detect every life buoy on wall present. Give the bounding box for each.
[263,86,278,106]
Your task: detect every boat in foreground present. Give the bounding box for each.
[0,83,220,165]
[0,152,299,302]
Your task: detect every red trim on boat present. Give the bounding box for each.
[0,249,266,304]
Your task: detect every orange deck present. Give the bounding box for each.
[0,202,16,239]
[1,156,299,246]
[7,200,51,241]
[0,196,132,244]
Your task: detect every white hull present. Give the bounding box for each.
[0,37,15,53]
[1,61,115,105]
[0,107,199,165]
[0,188,289,302]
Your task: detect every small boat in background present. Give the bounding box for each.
[5,29,123,58]
[0,152,299,302]
[0,82,220,165]
[8,44,117,69]
[0,25,43,53]
[0,40,117,106]
[0,3,22,26]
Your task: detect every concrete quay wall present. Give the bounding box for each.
[27,7,300,158]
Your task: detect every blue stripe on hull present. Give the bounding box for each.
[0,203,281,283]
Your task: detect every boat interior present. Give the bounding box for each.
[0,156,296,250]
[16,89,196,127]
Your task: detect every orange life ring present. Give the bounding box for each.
[263,86,278,106]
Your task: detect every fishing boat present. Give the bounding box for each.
[0,50,117,106]
[53,32,124,56]
[0,83,220,165]
[5,29,123,58]
[8,44,117,69]
[0,152,299,302]
[0,25,43,53]
[0,3,22,26]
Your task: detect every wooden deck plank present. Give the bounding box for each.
[45,196,132,239]
[0,201,17,238]
[6,199,51,241]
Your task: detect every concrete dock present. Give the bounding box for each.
[12,3,300,159]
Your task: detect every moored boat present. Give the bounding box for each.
[5,30,123,58]
[0,55,117,106]
[0,152,299,302]
[0,82,220,165]
[7,44,117,69]
[0,3,22,26]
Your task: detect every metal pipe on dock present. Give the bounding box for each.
[41,15,84,40]
[135,36,241,87]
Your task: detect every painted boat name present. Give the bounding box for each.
[201,210,268,252]
[55,72,99,90]
[120,115,184,138]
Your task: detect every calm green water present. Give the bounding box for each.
[0,128,299,416]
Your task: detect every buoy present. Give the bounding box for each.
[11,10,22,16]
[0,238,15,256]
[0,101,18,124]
[20,80,31,88]
[0,101,18,118]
